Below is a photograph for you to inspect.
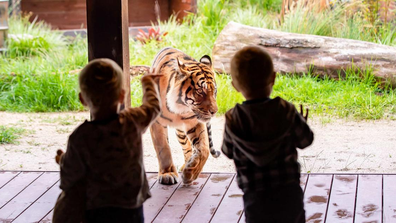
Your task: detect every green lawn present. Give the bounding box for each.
[1,0,395,120]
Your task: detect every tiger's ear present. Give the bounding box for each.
[200,55,212,67]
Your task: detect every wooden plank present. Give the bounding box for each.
[146,172,158,188]
[300,173,309,192]
[0,172,59,221]
[326,175,357,223]
[182,174,234,223]
[152,174,210,223]
[239,212,245,223]
[0,171,20,189]
[0,172,43,208]
[237,174,307,223]
[39,174,157,222]
[211,175,244,223]
[354,175,382,223]
[303,174,333,223]
[12,181,60,223]
[384,175,396,223]
[144,179,182,222]
[39,210,53,223]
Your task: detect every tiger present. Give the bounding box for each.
[149,47,220,185]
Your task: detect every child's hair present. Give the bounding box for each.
[230,46,274,92]
[79,58,124,108]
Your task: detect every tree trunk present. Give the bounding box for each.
[212,22,396,87]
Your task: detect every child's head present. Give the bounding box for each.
[78,58,125,111]
[230,46,275,99]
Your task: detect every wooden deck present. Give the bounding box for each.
[0,172,395,222]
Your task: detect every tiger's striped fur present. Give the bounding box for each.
[149,47,220,185]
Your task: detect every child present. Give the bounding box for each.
[53,58,161,223]
[222,46,314,223]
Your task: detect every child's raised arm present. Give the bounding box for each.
[120,74,162,132]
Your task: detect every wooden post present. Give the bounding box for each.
[86,0,131,108]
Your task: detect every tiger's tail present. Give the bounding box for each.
[207,122,221,158]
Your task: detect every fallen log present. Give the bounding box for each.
[212,22,396,87]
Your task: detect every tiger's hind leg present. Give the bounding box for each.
[175,129,192,172]
[182,123,210,184]
[150,121,179,185]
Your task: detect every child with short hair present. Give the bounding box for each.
[53,58,161,223]
[222,46,314,223]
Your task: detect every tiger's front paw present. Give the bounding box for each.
[158,171,179,185]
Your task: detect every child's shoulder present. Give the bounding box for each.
[274,96,294,106]
[68,120,95,140]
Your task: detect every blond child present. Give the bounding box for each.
[53,58,161,223]
[222,46,314,223]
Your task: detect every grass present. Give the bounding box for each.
[0,16,87,112]
[130,70,396,120]
[1,0,396,120]
[0,125,25,144]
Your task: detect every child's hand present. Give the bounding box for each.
[55,149,64,164]
[300,104,309,121]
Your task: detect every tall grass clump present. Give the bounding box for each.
[6,16,67,58]
[0,71,82,112]
[0,126,25,144]
[0,16,87,112]
[280,4,344,36]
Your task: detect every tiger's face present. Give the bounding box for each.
[166,55,218,122]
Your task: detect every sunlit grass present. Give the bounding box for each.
[129,70,396,120]
[0,126,25,144]
[1,0,396,120]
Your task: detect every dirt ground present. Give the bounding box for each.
[1,111,396,174]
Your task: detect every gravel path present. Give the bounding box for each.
[1,111,396,174]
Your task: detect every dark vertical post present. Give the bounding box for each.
[86,0,130,108]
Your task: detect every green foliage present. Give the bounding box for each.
[1,0,396,120]
[0,126,25,144]
[280,5,342,36]
[198,0,229,30]
[215,74,245,114]
[234,0,283,12]
[6,16,67,58]
[273,69,396,120]
[130,75,143,107]
[0,16,87,112]
[0,70,82,112]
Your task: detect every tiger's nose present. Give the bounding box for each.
[209,106,218,115]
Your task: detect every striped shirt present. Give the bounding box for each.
[222,97,314,192]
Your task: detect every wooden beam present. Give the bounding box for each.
[86,0,130,108]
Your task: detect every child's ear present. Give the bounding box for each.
[231,80,240,92]
[270,71,276,86]
[79,93,87,106]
